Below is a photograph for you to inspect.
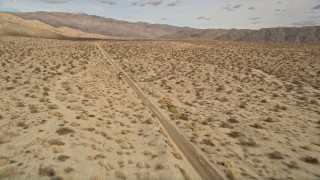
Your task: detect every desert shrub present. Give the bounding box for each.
[267,151,284,159]
[239,101,247,109]
[57,155,70,162]
[227,118,239,123]
[216,85,225,92]
[39,98,47,102]
[64,167,74,173]
[48,139,65,146]
[56,127,74,135]
[310,99,319,106]
[250,123,264,129]
[155,164,164,170]
[159,98,179,119]
[227,131,244,138]
[17,121,27,128]
[300,156,319,164]
[29,105,39,113]
[115,170,126,180]
[263,117,276,123]
[238,138,257,147]
[16,102,25,107]
[38,166,55,177]
[47,104,59,110]
[175,164,190,180]
[273,104,287,112]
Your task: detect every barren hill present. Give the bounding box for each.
[9,11,180,38]
[0,12,110,39]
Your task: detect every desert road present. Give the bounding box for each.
[97,44,225,180]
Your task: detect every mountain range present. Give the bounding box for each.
[2,11,320,42]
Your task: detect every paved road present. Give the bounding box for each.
[97,44,225,180]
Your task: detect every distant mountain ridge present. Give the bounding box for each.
[6,11,320,42]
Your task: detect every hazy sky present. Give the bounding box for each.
[0,0,320,29]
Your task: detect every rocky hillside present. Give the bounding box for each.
[0,12,111,39]
[9,11,180,38]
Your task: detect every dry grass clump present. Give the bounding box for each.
[29,105,39,113]
[267,151,284,159]
[52,146,64,153]
[70,121,79,127]
[201,147,214,154]
[17,121,28,128]
[48,139,65,146]
[300,156,319,164]
[94,154,106,159]
[172,151,182,160]
[16,102,25,107]
[38,166,55,177]
[175,164,190,180]
[155,164,165,170]
[64,167,74,173]
[136,162,147,169]
[98,160,116,171]
[238,138,257,147]
[225,160,238,180]
[227,131,244,138]
[220,122,233,129]
[239,101,247,109]
[39,97,47,103]
[263,117,276,123]
[286,161,299,169]
[56,127,74,135]
[47,104,59,110]
[227,118,239,124]
[120,141,134,149]
[203,139,215,146]
[57,155,70,162]
[310,99,319,106]
[115,170,127,180]
[159,98,181,120]
[250,123,264,129]
[273,104,288,112]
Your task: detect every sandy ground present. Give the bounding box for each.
[0,36,200,180]
[101,40,320,179]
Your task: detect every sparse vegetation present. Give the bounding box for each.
[0,35,319,180]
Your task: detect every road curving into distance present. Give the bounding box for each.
[97,43,225,180]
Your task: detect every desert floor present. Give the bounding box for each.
[101,40,320,180]
[0,36,200,180]
[1,36,319,180]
